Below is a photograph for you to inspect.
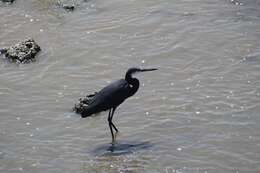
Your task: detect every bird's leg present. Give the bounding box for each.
[110,107,118,133]
[108,109,115,143]
[110,107,119,142]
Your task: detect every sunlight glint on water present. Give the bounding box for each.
[1,0,260,172]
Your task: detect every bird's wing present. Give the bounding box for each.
[88,79,130,111]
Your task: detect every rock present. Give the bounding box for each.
[0,48,7,55]
[74,93,97,114]
[62,4,75,11]
[1,0,15,3]
[57,0,75,11]
[1,38,41,63]
[55,0,91,12]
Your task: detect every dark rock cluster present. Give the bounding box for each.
[62,4,75,11]
[57,0,89,11]
[1,0,90,12]
[57,0,76,11]
[1,38,41,63]
[1,0,15,3]
[73,93,96,114]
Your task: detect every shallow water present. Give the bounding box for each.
[1,0,260,172]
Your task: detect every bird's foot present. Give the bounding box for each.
[111,132,119,145]
[115,131,119,140]
[111,139,116,145]
[111,133,119,145]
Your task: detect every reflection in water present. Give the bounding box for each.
[82,141,153,173]
[92,140,153,156]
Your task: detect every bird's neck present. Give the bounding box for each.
[125,76,139,97]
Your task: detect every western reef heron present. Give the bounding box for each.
[79,67,157,143]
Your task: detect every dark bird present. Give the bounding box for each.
[79,67,157,143]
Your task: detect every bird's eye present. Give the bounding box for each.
[130,84,133,88]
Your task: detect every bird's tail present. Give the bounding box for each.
[81,107,95,118]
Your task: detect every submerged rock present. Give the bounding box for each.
[56,0,90,12]
[62,4,75,11]
[1,0,15,3]
[0,48,7,55]
[74,92,97,114]
[1,38,41,63]
[57,0,75,11]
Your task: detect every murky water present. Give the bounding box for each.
[1,0,260,172]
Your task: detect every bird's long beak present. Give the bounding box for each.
[140,68,158,72]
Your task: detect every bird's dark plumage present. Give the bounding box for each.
[81,79,136,117]
[75,67,157,143]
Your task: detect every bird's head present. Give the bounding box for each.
[125,67,158,80]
